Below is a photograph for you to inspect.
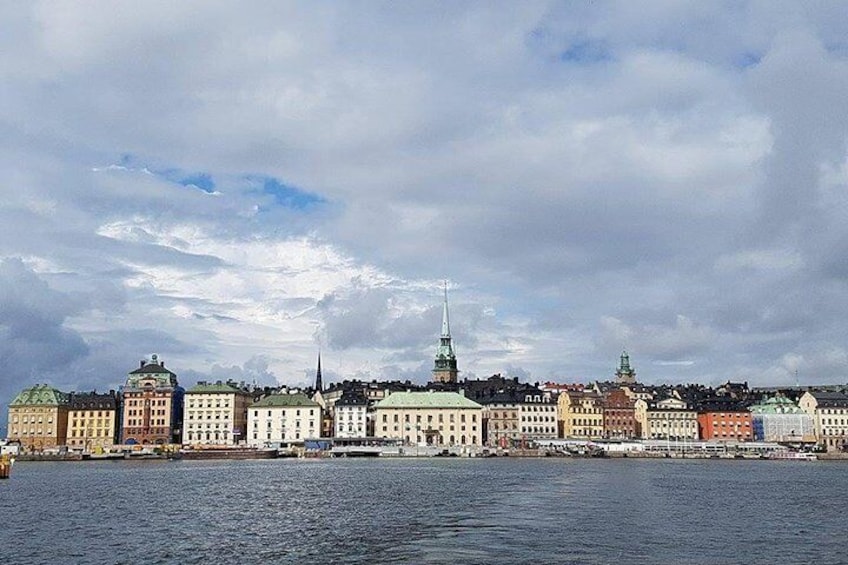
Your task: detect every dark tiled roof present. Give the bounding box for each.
[130,362,176,376]
[69,392,118,411]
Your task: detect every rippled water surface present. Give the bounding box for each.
[1,458,844,564]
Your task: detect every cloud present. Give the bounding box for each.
[2,2,848,403]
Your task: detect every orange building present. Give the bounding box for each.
[697,402,753,441]
[121,355,184,445]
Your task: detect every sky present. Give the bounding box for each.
[2,2,848,422]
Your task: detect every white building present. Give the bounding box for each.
[373,391,483,446]
[247,393,321,447]
[183,381,253,446]
[334,391,368,438]
[518,391,558,440]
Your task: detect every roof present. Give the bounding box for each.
[250,393,319,408]
[10,384,69,407]
[806,391,848,408]
[749,395,803,414]
[186,382,248,395]
[335,390,368,407]
[375,391,482,410]
[130,362,177,376]
[69,392,117,411]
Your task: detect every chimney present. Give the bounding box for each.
[140,360,145,369]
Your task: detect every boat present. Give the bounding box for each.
[768,451,817,461]
[0,454,14,479]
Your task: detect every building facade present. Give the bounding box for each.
[7,384,70,451]
[247,393,321,447]
[517,391,558,440]
[480,392,521,448]
[635,398,698,440]
[696,402,753,442]
[602,388,636,439]
[374,391,483,446]
[334,390,368,438]
[121,355,184,445]
[67,392,119,451]
[183,381,253,446]
[749,395,815,443]
[799,391,848,451]
[558,390,604,439]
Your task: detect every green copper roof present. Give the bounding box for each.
[375,391,482,410]
[749,395,802,414]
[10,384,69,407]
[186,382,247,395]
[250,393,319,408]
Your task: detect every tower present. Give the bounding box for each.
[315,352,323,392]
[432,282,458,384]
[615,350,637,385]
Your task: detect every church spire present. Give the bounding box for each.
[441,280,451,338]
[315,352,323,392]
[615,350,636,385]
[432,281,458,384]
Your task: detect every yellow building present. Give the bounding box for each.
[184,381,253,446]
[558,390,604,439]
[374,391,483,446]
[7,384,70,451]
[66,392,119,451]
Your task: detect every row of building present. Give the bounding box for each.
[6,354,848,452]
[5,291,848,452]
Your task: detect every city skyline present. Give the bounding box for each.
[2,2,848,419]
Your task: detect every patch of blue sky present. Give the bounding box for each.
[733,52,761,70]
[178,173,216,194]
[248,175,325,211]
[559,39,612,64]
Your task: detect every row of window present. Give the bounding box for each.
[10,416,53,424]
[187,400,232,409]
[381,413,478,424]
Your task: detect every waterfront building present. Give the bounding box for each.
[696,399,753,442]
[121,355,185,445]
[634,397,698,440]
[374,391,483,446]
[6,384,70,451]
[479,391,522,448]
[749,394,815,443]
[799,391,848,451]
[66,391,119,451]
[247,392,321,447]
[615,351,637,385]
[602,388,636,439]
[558,390,604,439]
[183,381,252,446]
[518,390,558,440]
[431,284,458,384]
[334,390,368,438]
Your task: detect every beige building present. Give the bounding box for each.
[184,381,253,446]
[374,391,483,446]
[247,392,321,447]
[635,397,698,440]
[558,390,604,439]
[7,384,70,451]
[67,392,119,451]
[480,392,521,447]
[121,355,183,445]
[799,391,848,451]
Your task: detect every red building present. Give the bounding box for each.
[697,401,753,441]
[602,388,637,439]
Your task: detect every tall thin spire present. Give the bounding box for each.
[432,280,458,384]
[441,280,451,338]
[315,352,323,392]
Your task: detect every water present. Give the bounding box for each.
[0,458,844,564]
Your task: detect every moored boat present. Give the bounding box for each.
[768,451,817,461]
